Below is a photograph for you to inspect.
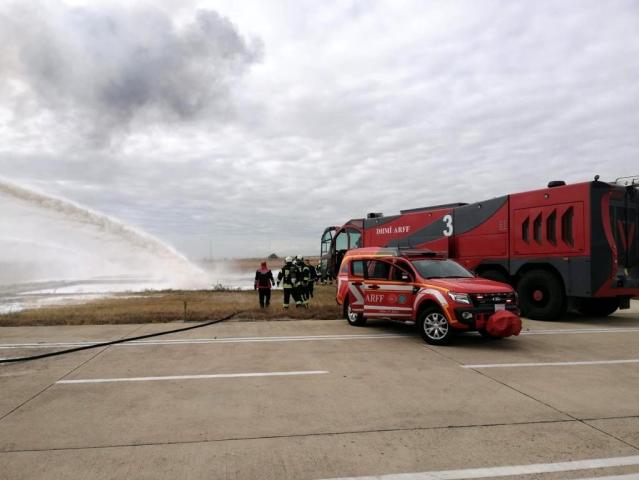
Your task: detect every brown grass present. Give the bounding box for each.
[0,284,341,326]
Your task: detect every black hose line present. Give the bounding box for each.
[0,312,239,364]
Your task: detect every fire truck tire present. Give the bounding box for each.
[576,298,620,317]
[517,270,566,321]
[344,300,366,326]
[478,269,509,285]
[419,306,454,345]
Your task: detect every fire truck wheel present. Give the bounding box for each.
[345,301,366,326]
[576,298,620,317]
[419,307,454,345]
[517,270,566,321]
[478,269,509,285]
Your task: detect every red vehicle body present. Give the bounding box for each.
[336,247,522,345]
[321,177,639,320]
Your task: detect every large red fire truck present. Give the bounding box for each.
[320,176,638,320]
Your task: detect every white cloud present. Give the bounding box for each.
[0,0,638,260]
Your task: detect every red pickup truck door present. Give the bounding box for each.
[362,260,415,320]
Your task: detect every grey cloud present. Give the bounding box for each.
[1,0,638,260]
[0,2,262,142]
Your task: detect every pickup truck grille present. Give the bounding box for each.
[470,292,516,306]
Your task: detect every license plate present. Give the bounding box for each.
[495,304,506,311]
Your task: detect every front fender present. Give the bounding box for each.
[414,288,464,328]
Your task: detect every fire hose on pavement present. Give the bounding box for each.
[0,312,240,364]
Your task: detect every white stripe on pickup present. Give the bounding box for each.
[363,284,414,291]
[348,282,365,305]
[417,288,448,306]
[364,305,413,311]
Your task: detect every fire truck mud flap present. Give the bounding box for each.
[485,310,522,337]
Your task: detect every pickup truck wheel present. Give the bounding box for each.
[419,307,454,345]
[345,301,366,326]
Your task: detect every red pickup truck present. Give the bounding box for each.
[336,247,522,345]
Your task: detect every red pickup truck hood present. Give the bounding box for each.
[422,277,513,293]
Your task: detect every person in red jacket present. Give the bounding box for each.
[254,261,275,308]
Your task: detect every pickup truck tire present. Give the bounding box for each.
[345,301,366,326]
[419,306,454,345]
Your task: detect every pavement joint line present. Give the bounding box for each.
[0,323,146,424]
[421,344,577,422]
[582,419,639,451]
[417,343,639,454]
[0,333,409,350]
[319,456,639,480]
[0,418,601,454]
[443,346,639,454]
[56,370,329,384]
[463,359,639,369]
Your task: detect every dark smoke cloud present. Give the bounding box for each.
[0,1,262,141]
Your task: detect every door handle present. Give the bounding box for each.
[368,285,380,290]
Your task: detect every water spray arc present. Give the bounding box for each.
[0,178,208,288]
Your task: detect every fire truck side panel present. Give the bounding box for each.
[593,181,639,296]
[508,183,591,256]
[504,183,592,297]
[453,197,509,271]
[363,208,452,253]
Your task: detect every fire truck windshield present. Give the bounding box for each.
[411,259,474,279]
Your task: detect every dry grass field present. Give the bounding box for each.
[0,284,341,326]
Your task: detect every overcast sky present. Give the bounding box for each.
[0,0,637,259]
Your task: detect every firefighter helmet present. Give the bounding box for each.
[285,256,293,263]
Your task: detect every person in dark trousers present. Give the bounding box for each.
[277,256,302,308]
[254,261,275,308]
[306,258,318,298]
[296,256,310,307]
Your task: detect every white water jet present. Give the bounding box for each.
[0,178,208,290]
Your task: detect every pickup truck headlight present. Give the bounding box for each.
[448,292,471,304]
